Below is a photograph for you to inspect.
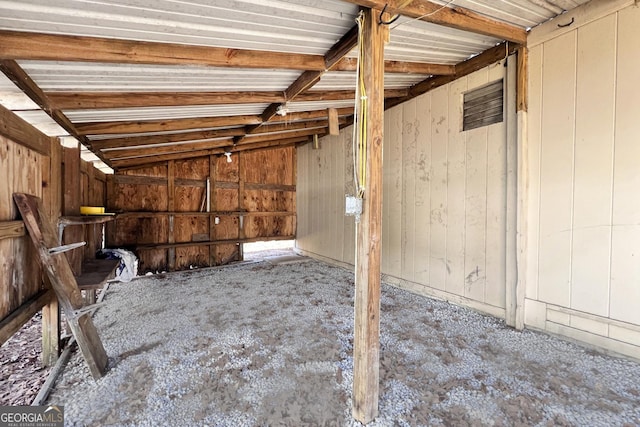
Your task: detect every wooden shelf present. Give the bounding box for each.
[58,215,115,226]
[76,259,120,290]
[115,211,294,218]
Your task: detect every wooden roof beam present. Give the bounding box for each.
[47,89,408,110]
[242,25,360,140]
[385,41,519,109]
[0,30,325,71]
[334,58,455,75]
[0,59,111,165]
[75,115,262,135]
[341,0,527,44]
[90,128,247,150]
[110,137,311,169]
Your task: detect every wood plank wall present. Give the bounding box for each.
[0,136,45,321]
[106,145,296,272]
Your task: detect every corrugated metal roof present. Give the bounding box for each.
[384,16,501,64]
[18,61,300,92]
[64,103,270,123]
[0,0,359,55]
[0,0,594,170]
[316,71,431,90]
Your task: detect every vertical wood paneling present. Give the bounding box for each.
[401,100,417,281]
[485,62,508,308]
[446,79,467,297]
[610,5,640,325]
[526,44,543,301]
[413,94,431,284]
[385,106,403,277]
[537,31,576,308]
[464,70,488,303]
[297,64,509,313]
[0,138,15,318]
[429,86,448,291]
[570,15,616,316]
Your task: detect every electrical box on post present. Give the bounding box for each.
[345,195,363,222]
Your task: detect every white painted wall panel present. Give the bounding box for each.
[537,31,576,308]
[526,1,640,357]
[611,5,640,326]
[570,15,616,317]
[297,63,509,316]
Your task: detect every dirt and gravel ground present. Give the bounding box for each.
[39,258,640,426]
[0,313,51,405]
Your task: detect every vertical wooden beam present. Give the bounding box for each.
[62,144,82,275]
[167,160,175,271]
[505,54,518,329]
[41,138,61,366]
[209,155,217,266]
[515,46,528,330]
[328,108,340,136]
[353,8,385,424]
[238,153,245,261]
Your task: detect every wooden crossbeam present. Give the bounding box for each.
[75,115,262,135]
[110,137,308,169]
[90,128,246,150]
[0,103,52,156]
[47,89,408,110]
[341,0,527,44]
[334,58,456,75]
[0,30,326,71]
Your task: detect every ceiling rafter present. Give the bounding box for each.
[236,24,361,142]
[0,59,112,165]
[47,89,409,110]
[0,30,326,71]
[341,0,527,43]
[110,137,314,169]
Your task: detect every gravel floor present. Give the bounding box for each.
[46,259,640,426]
[0,313,51,405]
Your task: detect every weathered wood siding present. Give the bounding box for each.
[107,146,296,272]
[297,62,511,318]
[0,136,45,320]
[524,1,640,359]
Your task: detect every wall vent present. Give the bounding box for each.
[463,79,504,131]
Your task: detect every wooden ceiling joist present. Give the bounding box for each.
[341,0,527,44]
[102,121,338,159]
[110,136,312,169]
[0,30,326,71]
[333,58,456,75]
[385,41,519,109]
[48,89,409,110]
[90,128,247,150]
[240,24,361,140]
[103,138,235,160]
[75,115,262,135]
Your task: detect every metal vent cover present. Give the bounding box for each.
[463,79,504,131]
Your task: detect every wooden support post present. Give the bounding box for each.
[41,288,60,366]
[42,138,61,366]
[328,107,339,136]
[209,155,217,266]
[62,144,82,275]
[238,153,245,261]
[353,8,385,424]
[515,46,528,331]
[167,160,176,270]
